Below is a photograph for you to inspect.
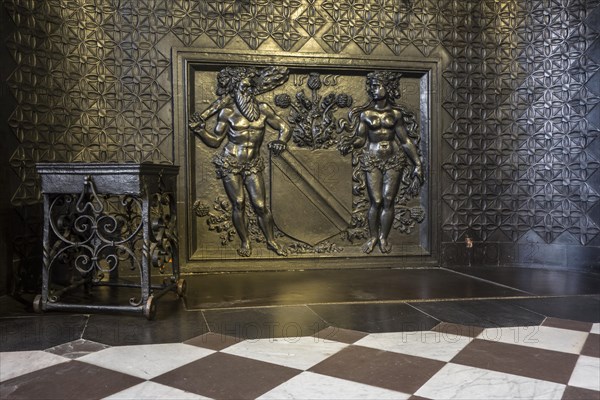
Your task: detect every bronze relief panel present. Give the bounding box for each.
[175,50,440,270]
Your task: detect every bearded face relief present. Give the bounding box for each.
[234,76,261,122]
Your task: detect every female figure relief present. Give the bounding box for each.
[338,71,424,254]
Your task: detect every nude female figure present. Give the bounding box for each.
[338,71,423,254]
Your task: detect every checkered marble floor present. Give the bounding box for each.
[1,318,598,400]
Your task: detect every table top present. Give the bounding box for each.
[36,163,179,176]
[36,163,179,195]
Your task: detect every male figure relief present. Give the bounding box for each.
[189,66,291,257]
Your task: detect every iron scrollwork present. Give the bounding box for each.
[149,191,178,274]
[35,163,181,319]
[45,176,143,302]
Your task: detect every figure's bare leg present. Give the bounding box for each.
[245,173,287,256]
[379,169,402,254]
[362,170,383,254]
[222,174,252,257]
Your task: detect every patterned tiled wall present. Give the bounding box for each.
[2,0,600,288]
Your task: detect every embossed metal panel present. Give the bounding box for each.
[175,52,439,269]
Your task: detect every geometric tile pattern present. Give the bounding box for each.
[440,0,600,245]
[4,0,600,250]
[1,320,598,400]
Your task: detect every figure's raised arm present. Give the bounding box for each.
[189,96,232,148]
[189,109,231,148]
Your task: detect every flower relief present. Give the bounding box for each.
[274,72,353,150]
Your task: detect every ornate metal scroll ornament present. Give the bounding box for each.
[46,176,143,302]
[149,192,177,274]
[147,170,178,277]
[337,71,425,254]
[188,66,291,257]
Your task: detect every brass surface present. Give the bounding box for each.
[2,1,599,285]
[176,51,440,269]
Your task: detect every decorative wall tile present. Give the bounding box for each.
[2,0,599,280]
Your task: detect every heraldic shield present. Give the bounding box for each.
[270,148,353,246]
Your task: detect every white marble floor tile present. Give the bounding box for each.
[355,330,473,362]
[78,343,214,379]
[568,355,600,391]
[45,338,111,359]
[103,381,212,400]
[415,363,566,400]
[591,323,600,335]
[478,325,588,354]
[0,351,70,382]
[221,336,348,370]
[257,371,409,400]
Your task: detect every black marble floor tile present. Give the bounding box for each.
[309,302,439,333]
[542,317,593,332]
[410,299,546,328]
[508,296,600,323]
[0,360,143,400]
[0,295,32,317]
[57,282,155,307]
[452,338,579,384]
[26,276,182,314]
[450,267,600,296]
[562,386,600,400]
[0,314,88,352]
[152,352,300,400]
[582,333,600,358]
[202,305,329,340]
[431,322,485,338]
[184,332,241,351]
[309,345,446,394]
[184,268,526,309]
[82,298,208,346]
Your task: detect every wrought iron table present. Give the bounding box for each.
[34,163,183,320]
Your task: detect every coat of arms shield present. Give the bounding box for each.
[270,148,353,246]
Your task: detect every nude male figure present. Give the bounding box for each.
[189,66,290,257]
